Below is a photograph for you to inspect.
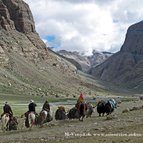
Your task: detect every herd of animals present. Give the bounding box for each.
[0,98,117,132]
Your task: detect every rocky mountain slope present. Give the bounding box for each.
[0,0,110,98]
[57,50,112,73]
[91,21,143,92]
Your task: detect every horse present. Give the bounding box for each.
[78,102,87,121]
[8,116,18,131]
[39,110,47,125]
[38,110,53,126]
[1,113,10,131]
[25,112,36,129]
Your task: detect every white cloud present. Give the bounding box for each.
[24,0,143,55]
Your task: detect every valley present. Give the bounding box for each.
[0,0,143,143]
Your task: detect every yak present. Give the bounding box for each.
[97,99,117,116]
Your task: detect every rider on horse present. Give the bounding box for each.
[40,100,53,123]
[75,92,86,110]
[1,102,13,130]
[75,92,88,121]
[25,100,37,127]
[1,102,13,119]
[28,100,37,113]
[42,100,50,112]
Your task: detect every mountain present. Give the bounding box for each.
[0,0,110,98]
[90,21,143,92]
[88,50,113,68]
[57,50,112,73]
[57,50,90,72]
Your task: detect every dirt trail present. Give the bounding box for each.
[0,100,143,143]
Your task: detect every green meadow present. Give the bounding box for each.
[0,92,76,116]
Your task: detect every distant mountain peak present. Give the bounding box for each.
[57,50,112,73]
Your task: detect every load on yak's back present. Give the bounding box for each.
[97,98,117,116]
[55,106,67,120]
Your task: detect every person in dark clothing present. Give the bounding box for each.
[1,102,14,130]
[28,100,37,112]
[42,100,50,112]
[1,102,13,118]
[25,100,37,128]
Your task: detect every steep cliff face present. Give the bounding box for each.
[0,0,47,66]
[121,21,143,54]
[91,21,143,90]
[0,0,15,31]
[1,0,35,33]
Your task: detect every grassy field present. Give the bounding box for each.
[0,91,70,115]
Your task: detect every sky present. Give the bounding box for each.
[24,0,143,55]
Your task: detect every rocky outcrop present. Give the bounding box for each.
[0,0,47,66]
[91,21,143,90]
[1,0,35,33]
[0,45,9,65]
[0,0,15,30]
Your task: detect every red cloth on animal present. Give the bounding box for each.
[78,92,85,102]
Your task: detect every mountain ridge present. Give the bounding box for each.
[57,49,112,73]
[91,20,143,92]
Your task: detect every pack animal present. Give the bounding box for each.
[97,99,117,116]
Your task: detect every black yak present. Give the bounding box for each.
[97,99,117,116]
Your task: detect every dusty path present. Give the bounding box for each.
[0,100,143,143]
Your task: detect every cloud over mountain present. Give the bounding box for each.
[24,0,143,55]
